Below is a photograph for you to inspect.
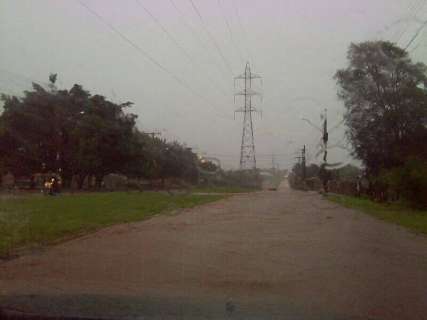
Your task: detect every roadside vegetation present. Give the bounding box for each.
[0,192,223,257]
[328,194,427,235]
[0,74,268,194]
[290,41,427,212]
[334,41,427,208]
[0,75,200,190]
[0,76,268,258]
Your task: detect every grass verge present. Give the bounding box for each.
[328,194,427,235]
[0,191,223,257]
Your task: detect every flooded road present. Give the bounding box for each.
[1,183,427,319]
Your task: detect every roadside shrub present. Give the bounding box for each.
[104,173,128,190]
[399,158,427,208]
[288,173,306,190]
[378,158,427,208]
[219,170,262,189]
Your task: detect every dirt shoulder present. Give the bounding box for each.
[1,183,427,319]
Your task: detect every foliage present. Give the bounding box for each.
[335,41,427,174]
[0,76,199,188]
[288,166,304,190]
[0,192,223,257]
[290,163,320,180]
[306,163,320,178]
[378,158,427,208]
[398,158,427,207]
[224,169,262,189]
[329,164,361,181]
[335,41,427,206]
[198,159,218,172]
[328,194,427,235]
[289,162,362,193]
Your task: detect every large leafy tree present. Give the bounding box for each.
[140,137,198,184]
[0,76,65,177]
[335,41,427,175]
[0,75,200,189]
[70,94,137,188]
[0,76,139,187]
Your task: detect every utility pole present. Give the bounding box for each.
[234,62,262,170]
[321,108,329,193]
[321,108,328,164]
[301,107,329,164]
[294,145,306,182]
[302,145,306,181]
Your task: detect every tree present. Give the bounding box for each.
[69,94,137,188]
[141,138,198,185]
[306,163,320,179]
[0,74,202,190]
[0,76,140,188]
[0,83,62,177]
[199,159,218,173]
[335,41,427,175]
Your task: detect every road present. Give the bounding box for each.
[1,183,427,319]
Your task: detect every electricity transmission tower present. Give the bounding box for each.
[234,62,262,170]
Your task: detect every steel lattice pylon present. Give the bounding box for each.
[234,62,262,170]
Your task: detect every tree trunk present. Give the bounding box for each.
[95,175,104,189]
[61,172,72,189]
[76,174,87,190]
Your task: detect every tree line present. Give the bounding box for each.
[335,41,427,207]
[292,41,427,208]
[0,75,198,189]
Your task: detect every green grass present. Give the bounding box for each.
[0,192,223,257]
[328,194,427,234]
[191,186,259,193]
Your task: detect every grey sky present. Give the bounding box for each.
[1,0,426,169]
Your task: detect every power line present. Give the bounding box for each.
[395,0,426,45]
[134,0,229,96]
[217,0,245,65]
[394,0,420,42]
[405,19,427,50]
[76,0,232,121]
[208,153,293,158]
[409,38,425,52]
[230,0,254,66]
[188,0,235,76]
[391,0,417,44]
[168,0,231,82]
[391,0,418,42]
[135,0,194,63]
[400,0,427,49]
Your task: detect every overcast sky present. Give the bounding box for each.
[1,0,426,169]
